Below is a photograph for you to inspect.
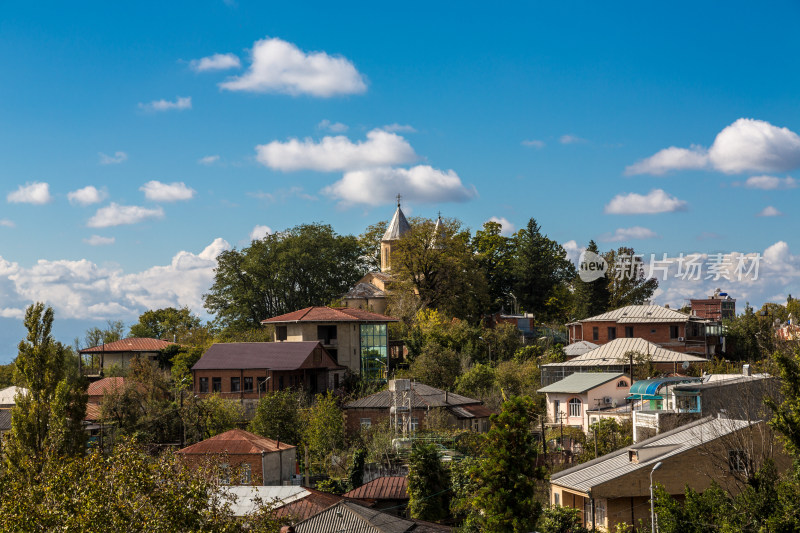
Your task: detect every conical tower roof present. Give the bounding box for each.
[382,198,411,241]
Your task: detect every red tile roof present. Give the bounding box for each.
[177,429,295,455]
[87,377,126,397]
[262,306,398,324]
[84,403,103,421]
[274,488,344,521]
[80,337,176,353]
[192,342,342,371]
[343,476,408,501]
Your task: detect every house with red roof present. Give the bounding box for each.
[343,476,409,516]
[79,337,176,373]
[177,428,296,486]
[262,306,399,381]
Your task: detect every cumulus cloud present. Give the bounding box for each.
[487,216,516,235]
[140,181,196,202]
[84,235,115,246]
[522,139,545,149]
[743,175,797,190]
[256,129,416,172]
[87,203,164,228]
[250,225,273,241]
[7,182,51,205]
[138,96,192,112]
[0,219,14,228]
[604,189,687,215]
[560,134,587,145]
[317,119,348,133]
[757,206,783,217]
[0,239,230,321]
[600,226,660,242]
[322,165,476,207]
[626,119,800,176]
[190,53,241,72]
[219,37,367,97]
[198,155,220,165]
[98,151,128,165]
[68,186,107,206]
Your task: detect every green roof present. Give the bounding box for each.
[537,372,627,394]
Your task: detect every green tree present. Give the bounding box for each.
[83,319,125,348]
[347,448,367,492]
[473,220,516,311]
[604,247,658,309]
[129,306,201,340]
[181,393,244,443]
[304,392,346,468]
[248,389,305,446]
[204,223,367,331]
[572,240,611,318]
[724,303,775,361]
[6,303,88,468]
[358,220,388,272]
[471,396,543,532]
[511,218,576,322]
[580,418,632,462]
[407,442,451,521]
[409,343,462,390]
[538,505,589,533]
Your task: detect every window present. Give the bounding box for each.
[607,327,617,340]
[554,492,560,506]
[257,376,268,393]
[568,398,582,417]
[554,400,561,422]
[592,327,599,341]
[650,328,657,334]
[231,377,241,392]
[360,324,389,381]
[199,377,209,393]
[729,450,749,473]
[670,325,680,339]
[275,326,287,341]
[243,377,253,393]
[327,348,338,363]
[219,463,230,485]
[279,376,284,390]
[334,373,340,389]
[212,377,221,393]
[625,326,634,338]
[411,417,419,431]
[317,325,337,344]
[360,418,372,428]
[617,380,628,388]
[240,463,251,485]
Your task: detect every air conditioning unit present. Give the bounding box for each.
[678,337,685,342]
[603,396,613,404]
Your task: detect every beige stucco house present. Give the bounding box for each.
[538,372,631,433]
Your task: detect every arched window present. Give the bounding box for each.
[617,380,628,388]
[568,398,582,417]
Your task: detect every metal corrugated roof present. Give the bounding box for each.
[296,501,413,533]
[223,486,309,517]
[274,488,345,522]
[0,409,11,431]
[564,341,598,357]
[628,377,702,398]
[382,205,411,241]
[262,306,398,324]
[344,383,481,410]
[343,476,408,500]
[550,417,754,494]
[543,338,709,368]
[177,429,295,455]
[538,372,626,394]
[80,337,176,353]
[192,341,341,371]
[571,305,691,324]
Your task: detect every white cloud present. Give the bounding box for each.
[68,186,107,206]
[7,182,52,205]
[487,216,516,236]
[522,139,545,149]
[560,134,586,144]
[138,96,192,112]
[626,118,800,176]
[317,119,348,133]
[381,123,416,133]
[190,53,241,72]
[87,203,164,228]
[625,146,708,176]
[219,37,367,97]
[98,151,128,165]
[140,181,196,202]
[757,206,783,217]
[256,129,416,172]
[0,238,230,321]
[322,165,476,207]
[249,225,273,240]
[561,240,585,266]
[600,226,660,242]
[743,175,797,190]
[604,189,687,214]
[198,155,220,165]
[84,235,115,246]
[0,219,14,228]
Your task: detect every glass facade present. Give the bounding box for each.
[360,323,388,381]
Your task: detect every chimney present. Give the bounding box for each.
[743,364,751,377]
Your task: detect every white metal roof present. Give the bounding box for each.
[550,416,755,495]
[571,305,691,324]
[382,205,411,241]
[537,372,625,394]
[543,338,708,368]
[564,341,598,357]
[222,486,308,516]
[0,386,27,405]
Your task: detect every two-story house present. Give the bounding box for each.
[538,372,631,434]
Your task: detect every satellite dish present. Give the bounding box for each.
[681,361,690,370]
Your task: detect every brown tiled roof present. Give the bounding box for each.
[177,429,295,455]
[274,488,344,522]
[192,342,342,371]
[262,306,398,324]
[80,337,176,353]
[343,476,408,501]
[87,377,126,397]
[85,403,103,421]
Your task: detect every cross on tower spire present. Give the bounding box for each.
[396,194,402,208]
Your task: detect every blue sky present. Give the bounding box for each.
[1,1,800,360]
